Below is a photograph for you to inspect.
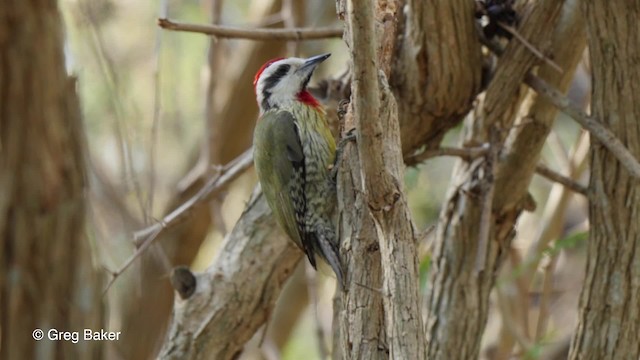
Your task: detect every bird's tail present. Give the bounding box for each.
[316,229,346,290]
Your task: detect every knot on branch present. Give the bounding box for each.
[171,266,197,300]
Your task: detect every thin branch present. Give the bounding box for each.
[535,252,558,342]
[407,145,490,164]
[158,18,342,41]
[409,146,587,195]
[102,149,254,295]
[81,1,148,221]
[475,129,498,274]
[146,0,170,222]
[524,74,640,178]
[497,21,563,73]
[481,36,640,179]
[535,163,587,195]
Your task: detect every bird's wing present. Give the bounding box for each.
[253,110,316,268]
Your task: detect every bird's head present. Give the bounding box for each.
[253,53,330,113]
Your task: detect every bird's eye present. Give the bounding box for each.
[262,64,291,92]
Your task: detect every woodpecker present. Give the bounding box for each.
[252,53,345,288]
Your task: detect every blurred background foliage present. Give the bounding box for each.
[59,0,590,358]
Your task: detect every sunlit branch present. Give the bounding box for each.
[158,18,342,41]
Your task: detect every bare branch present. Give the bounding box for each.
[158,18,342,41]
[535,163,587,195]
[475,129,499,274]
[497,21,563,73]
[102,150,254,294]
[481,36,640,179]
[407,145,490,164]
[524,73,640,178]
[407,145,587,195]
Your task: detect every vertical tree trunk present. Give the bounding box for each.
[569,1,640,358]
[424,0,564,358]
[0,1,104,359]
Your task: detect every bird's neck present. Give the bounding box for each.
[260,90,324,115]
[295,90,321,109]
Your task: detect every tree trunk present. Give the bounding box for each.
[424,0,564,358]
[0,1,104,359]
[569,1,640,358]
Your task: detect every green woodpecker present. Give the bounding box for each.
[252,53,344,288]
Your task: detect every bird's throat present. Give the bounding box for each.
[296,90,321,109]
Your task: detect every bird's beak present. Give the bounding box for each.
[298,53,331,74]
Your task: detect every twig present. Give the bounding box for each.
[158,18,342,41]
[407,145,490,164]
[102,149,254,295]
[481,36,640,179]
[408,146,587,195]
[525,74,640,178]
[475,128,498,274]
[535,163,587,195]
[146,0,170,222]
[497,21,563,73]
[81,1,148,221]
[535,251,558,341]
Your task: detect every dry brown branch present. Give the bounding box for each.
[535,163,588,195]
[475,129,499,274]
[524,74,640,178]
[497,21,563,73]
[103,150,253,294]
[408,145,587,195]
[407,145,490,164]
[481,35,640,179]
[158,18,342,40]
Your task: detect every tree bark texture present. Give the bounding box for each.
[392,0,483,155]
[0,1,104,359]
[569,1,640,359]
[158,192,301,360]
[332,0,432,358]
[425,0,565,358]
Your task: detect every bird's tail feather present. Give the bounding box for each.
[316,232,345,290]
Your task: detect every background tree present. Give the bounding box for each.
[0,1,103,359]
[569,1,640,358]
